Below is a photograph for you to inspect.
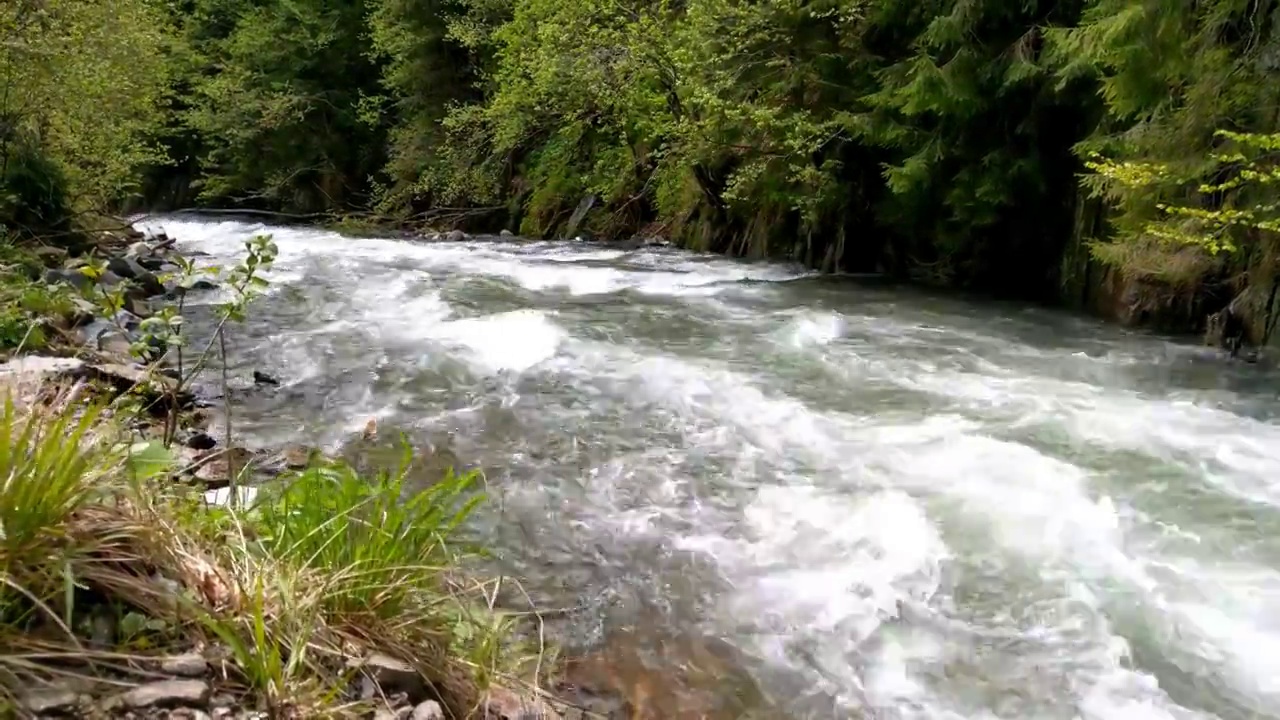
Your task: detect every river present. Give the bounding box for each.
[137,216,1280,720]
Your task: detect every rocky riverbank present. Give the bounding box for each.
[0,226,624,720]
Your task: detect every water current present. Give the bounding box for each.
[136,216,1280,720]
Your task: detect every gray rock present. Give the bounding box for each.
[411,700,445,720]
[107,257,165,296]
[21,687,83,714]
[118,679,210,709]
[499,229,515,238]
[168,709,213,720]
[135,255,169,272]
[348,652,427,704]
[160,651,208,677]
[44,267,92,291]
[127,240,154,258]
[445,229,468,242]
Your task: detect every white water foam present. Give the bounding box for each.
[430,309,565,374]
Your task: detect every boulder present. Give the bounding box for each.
[107,256,166,296]
[499,229,515,238]
[446,229,468,242]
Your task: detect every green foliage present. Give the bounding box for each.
[0,244,78,352]
[0,399,117,619]
[1051,0,1280,285]
[0,0,174,217]
[255,450,482,620]
[179,0,387,211]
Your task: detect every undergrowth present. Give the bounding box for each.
[0,391,538,718]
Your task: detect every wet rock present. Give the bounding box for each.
[446,229,468,242]
[135,255,170,272]
[410,700,445,720]
[160,651,208,677]
[118,679,210,709]
[252,370,280,386]
[169,279,219,298]
[20,686,83,715]
[183,431,219,451]
[168,709,212,720]
[349,652,427,704]
[499,229,515,238]
[107,256,166,296]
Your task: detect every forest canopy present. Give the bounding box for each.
[3,0,1278,337]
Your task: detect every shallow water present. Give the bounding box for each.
[138,216,1280,720]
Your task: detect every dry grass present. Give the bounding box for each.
[0,390,541,718]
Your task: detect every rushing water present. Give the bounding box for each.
[137,216,1280,720]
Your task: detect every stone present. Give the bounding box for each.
[446,229,468,242]
[20,687,83,714]
[168,709,213,720]
[160,651,208,677]
[118,679,210,709]
[348,652,427,704]
[499,229,515,238]
[373,707,414,720]
[252,370,280,386]
[410,700,445,720]
[128,241,155,258]
[44,267,92,291]
[183,431,219,451]
[135,255,169,272]
[107,257,166,296]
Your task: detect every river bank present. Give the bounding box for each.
[0,226,616,719]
